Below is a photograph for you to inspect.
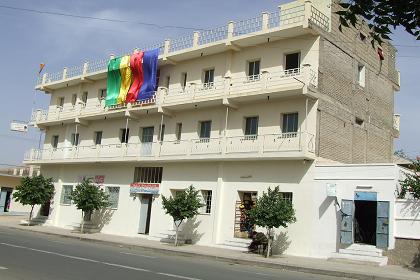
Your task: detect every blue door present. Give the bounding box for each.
[340,200,353,245]
[376,201,389,249]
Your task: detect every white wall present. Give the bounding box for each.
[394,199,420,240]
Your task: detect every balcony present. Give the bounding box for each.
[35,1,329,90]
[24,132,315,164]
[31,67,317,126]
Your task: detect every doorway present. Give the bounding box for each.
[138,194,153,234]
[354,200,377,245]
[40,200,51,217]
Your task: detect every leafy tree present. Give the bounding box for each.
[161,186,204,246]
[337,1,420,45]
[399,160,420,199]
[13,175,54,225]
[247,186,296,258]
[70,179,110,233]
[394,149,412,161]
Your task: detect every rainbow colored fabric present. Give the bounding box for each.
[105,49,159,107]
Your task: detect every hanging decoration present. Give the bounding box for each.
[105,49,159,107]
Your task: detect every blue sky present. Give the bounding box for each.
[0,0,418,165]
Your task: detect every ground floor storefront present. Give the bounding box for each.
[29,161,407,260]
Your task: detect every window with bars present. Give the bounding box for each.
[106,186,120,209]
[94,131,102,145]
[244,116,259,137]
[60,185,73,205]
[120,128,130,143]
[281,192,293,204]
[52,135,59,149]
[203,69,214,89]
[282,113,298,135]
[71,133,80,146]
[247,60,260,81]
[134,167,163,183]
[199,121,212,139]
[176,123,182,141]
[285,52,300,71]
[201,190,212,214]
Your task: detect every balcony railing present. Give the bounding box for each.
[24,132,314,163]
[36,1,329,87]
[31,67,317,124]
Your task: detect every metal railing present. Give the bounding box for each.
[36,2,329,87]
[33,67,316,123]
[0,165,40,177]
[24,132,313,162]
[233,15,263,36]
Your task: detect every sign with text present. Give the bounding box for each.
[77,175,105,184]
[130,183,160,194]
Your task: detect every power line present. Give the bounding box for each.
[0,4,202,31]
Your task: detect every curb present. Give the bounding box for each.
[0,225,412,280]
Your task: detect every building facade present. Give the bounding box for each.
[24,0,401,260]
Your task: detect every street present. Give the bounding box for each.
[0,226,348,280]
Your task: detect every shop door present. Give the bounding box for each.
[376,201,390,249]
[340,200,353,245]
[0,189,7,213]
[138,194,153,234]
[141,127,154,156]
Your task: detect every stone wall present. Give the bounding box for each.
[385,238,420,268]
[314,0,398,163]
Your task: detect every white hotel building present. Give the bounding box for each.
[24,0,404,262]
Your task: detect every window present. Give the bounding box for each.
[355,117,364,126]
[141,127,154,143]
[52,135,59,149]
[71,133,80,146]
[282,113,298,135]
[281,192,293,204]
[57,97,65,108]
[71,94,77,107]
[285,52,300,71]
[158,124,165,142]
[357,63,365,87]
[175,123,182,141]
[199,121,212,139]
[203,69,214,89]
[120,128,130,143]
[165,76,170,88]
[99,89,107,100]
[244,116,259,137]
[359,32,366,42]
[201,190,212,214]
[248,60,260,81]
[94,131,102,145]
[106,186,120,209]
[61,185,73,205]
[81,92,88,106]
[181,72,187,91]
[134,167,163,183]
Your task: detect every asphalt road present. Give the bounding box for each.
[0,226,348,280]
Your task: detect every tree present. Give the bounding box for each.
[399,159,420,199]
[70,179,110,233]
[337,1,420,46]
[13,175,54,225]
[394,149,412,161]
[161,186,204,246]
[247,186,296,258]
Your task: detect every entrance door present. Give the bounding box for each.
[141,127,154,156]
[340,200,353,245]
[354,200,377,245]
[0,189,7,213]
[138,194,153,234]
[376,201,390,249]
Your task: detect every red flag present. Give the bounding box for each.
[38,63,45,74]
[377,48,384,61]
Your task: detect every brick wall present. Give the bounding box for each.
[314,0,397,163]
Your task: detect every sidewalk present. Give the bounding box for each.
[0,216,418,280]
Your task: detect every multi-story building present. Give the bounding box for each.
[24,0,401,260]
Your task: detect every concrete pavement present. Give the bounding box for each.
[0,216,418,280]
